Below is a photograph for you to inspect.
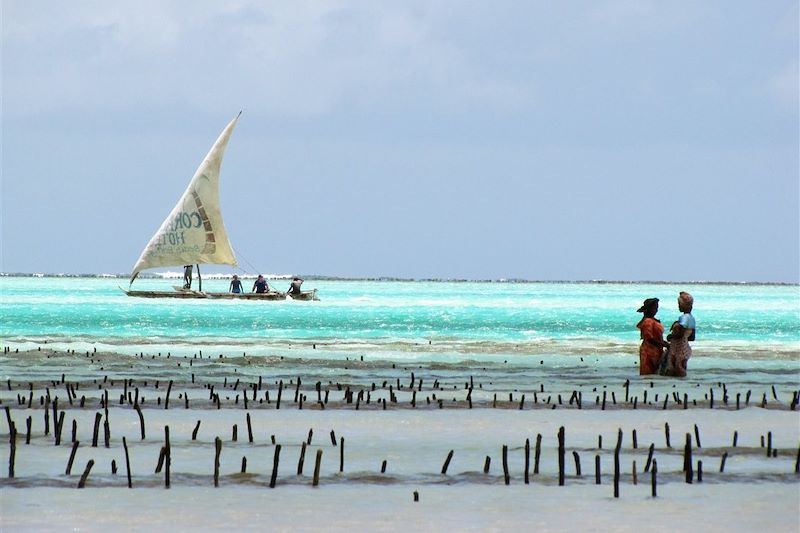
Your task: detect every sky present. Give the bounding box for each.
[1,1,798,282]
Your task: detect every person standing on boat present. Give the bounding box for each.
[288,277,304,296]
[229,275,243,294]
[252,275,269,293]
[182,265,193,289]
[636,298,668,375]
[663,292,696,377]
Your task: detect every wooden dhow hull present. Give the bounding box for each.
[122,287,319,301]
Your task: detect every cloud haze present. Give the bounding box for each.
[2,1,798,281]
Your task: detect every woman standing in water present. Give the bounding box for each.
[665,291,696,377]
[636,298,669,375]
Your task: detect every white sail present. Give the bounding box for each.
[130,114,240,284]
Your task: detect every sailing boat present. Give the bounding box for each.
[123,113,318,301]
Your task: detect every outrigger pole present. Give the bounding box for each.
[196,264,202,292]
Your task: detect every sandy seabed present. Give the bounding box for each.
[1,348,799,532]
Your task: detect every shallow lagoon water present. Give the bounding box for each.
[1,277,798,531]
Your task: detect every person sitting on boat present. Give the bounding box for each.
[182,265,193,289]
[252,275,269,293]
[288,277,304,296]
[229,275,243,294]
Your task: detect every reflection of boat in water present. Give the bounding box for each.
[122,113,319,301]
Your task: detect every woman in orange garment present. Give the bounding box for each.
[636,298,668,375]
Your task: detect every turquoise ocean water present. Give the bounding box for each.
[1,277,797,366]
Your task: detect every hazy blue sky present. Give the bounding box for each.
[2,1,798,281]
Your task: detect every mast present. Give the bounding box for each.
[197,264,202,292]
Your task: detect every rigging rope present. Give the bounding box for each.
[232,246,262,277]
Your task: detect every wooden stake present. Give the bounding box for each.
[8,422,17,478]
[573,451,582,477]
[441,450,454,474]
[298,442,307,475]
[524,438,530,484]
[65,440,79,475]
[312,449,322,486]
[613,429,622,498]
[77,459,95,488]
[91,412,101,447]
[164,425,171,488]
[644,443,655,472]
[502,444,510,485]
[534,434,542,474]
[719,452,728,472]
[123,437,132,488]
[484,456,491,474]
[214,437,222,487]
[651,459,657,497]
[558,426,565,486]
[269,444,281,488]
[684,433,693,484]
[135,404,145,440]
[164,380,173,409]
[595,454,601,485]
[339,437,345,472]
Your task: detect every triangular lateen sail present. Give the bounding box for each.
[130,114,240,284]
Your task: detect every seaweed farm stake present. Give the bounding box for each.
[65,441,79,475]
[135,404,145,440]
[441,450,454,474]
[534,434,542,474]
[573,451,582,477]
[164,425,171,488]
[651,459,658,498]
[269,444,281,488]
[164,380,172,409]
[77,459,95,488]
[694,424,702,448]
[595,455,601,484]
[484,456,491,473]
[192,420,201,441]
[8,421,16,477]
[312,449,323,486]
[381,460,387,473]
[524,438,530,484]
[247,413,254,443]
[684,433,693,484]
[664,422,671,448]
[502,444,510,485]
[214,437,222,487]
[298,442,307,475]
[339,437,345,472]
[25,416,32,445]
[644,443,655,472]
[55,411,65,446]
[123,436,132,488]
[613,429,622,498]
[558,426,565,486]
[719,452,728,473]
[91,412,101,447]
